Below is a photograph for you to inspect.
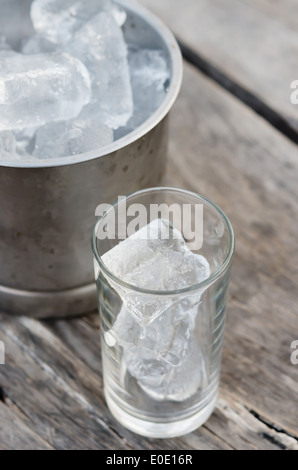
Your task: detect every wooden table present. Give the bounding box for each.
[0,0,297,450]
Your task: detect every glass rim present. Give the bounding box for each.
[92,187,235,296]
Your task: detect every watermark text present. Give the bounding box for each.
[0,341,5,365]
[290,81,298,104]
[95,197,204,250]
[290,340,298,365]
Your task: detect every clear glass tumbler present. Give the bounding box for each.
[92,187,234,438]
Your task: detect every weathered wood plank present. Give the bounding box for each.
[0,314,234,450]
[0,315,224,450]
[44,316,233,449]
[139,0,298,130]
[0,320,131,450]
[58,314,298,450]
[47,316,298,450]
[204,396,298,450]
[163,62,298,436]
[0,402,53,450]
[2,312,296,450]
[243,0,298,30]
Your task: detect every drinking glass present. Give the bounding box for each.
[92,187,234,438]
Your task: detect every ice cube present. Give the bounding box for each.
[0,35,17,58]
[0,50,17,59]
[13,126,39,155]
[101,219,186,280]
[129,48,170,121]
[111,5,127,27]
[115,48,170,139]
[0,0,34,50]
[124,336,206,402]
[0,130,36,161]
[109,300,199,367]
[104,304,138,349]
[0,35,10,52]
[22,34,57,55]
[103,220,210,401]
[31,0,126,45]
[101,219,210,325]
[0,52,91,131]
[33,118,113,159]
[0,131,16,157]
[67,11,133,130]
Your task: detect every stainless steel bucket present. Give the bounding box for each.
[0,0,183,318]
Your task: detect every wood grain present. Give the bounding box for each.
[164,62,298,437]
[0,313,230,450]
[0,60,297,449]
[243,0,298,30]
[139,0,298,131]
[0,403,53,450]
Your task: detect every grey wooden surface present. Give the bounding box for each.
[0,0,298,450]
[140,0,298,134]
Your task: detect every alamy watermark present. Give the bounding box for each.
[95,196,204,250]
[0,341,4,365]
[290,340,298,365]
[290,81,298,104]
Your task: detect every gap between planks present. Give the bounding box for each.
[178,40,298,146]
[139,0,298,142]
[1,314,297,450]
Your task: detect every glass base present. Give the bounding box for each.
[105,390,217,439]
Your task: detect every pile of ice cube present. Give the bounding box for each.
[0,0,170,161]
[101,219,210,402]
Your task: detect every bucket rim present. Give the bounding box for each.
[0,0,183,169]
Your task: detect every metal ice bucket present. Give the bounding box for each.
[0,0,183,318]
